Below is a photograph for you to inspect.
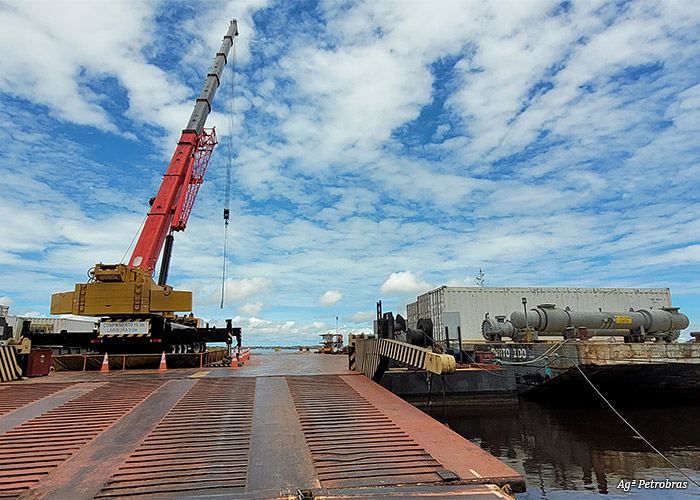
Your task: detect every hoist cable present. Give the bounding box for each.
[220,35,236,308]
[220,224,229,308]
[120,213,148,264]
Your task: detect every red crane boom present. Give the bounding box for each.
[128,20,237,282]
[128,129,217,280]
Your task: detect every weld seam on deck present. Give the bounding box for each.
[0,383,78,415]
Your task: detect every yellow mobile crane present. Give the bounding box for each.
[50,20,239,353]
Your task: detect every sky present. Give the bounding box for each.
[1,0,699,346]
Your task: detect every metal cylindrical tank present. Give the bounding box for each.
[482,315,518,341]
[408,287,672,341]
[639,307,689,332]
[510,305,689,336]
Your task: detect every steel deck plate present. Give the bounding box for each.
[0,384,75,417]
[97,378,256,499]
[287,375,448,489]
[0,381,163,499]
[0,353,523,499]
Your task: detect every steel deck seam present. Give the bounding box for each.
[245,376,320,493]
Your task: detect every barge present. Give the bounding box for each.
[0,352,525,499]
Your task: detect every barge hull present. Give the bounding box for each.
[467,341,700,400]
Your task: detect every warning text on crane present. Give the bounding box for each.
[99,321,150,336]
[614,316,632,324]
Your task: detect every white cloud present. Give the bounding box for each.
[0,296,13,306]
[237,301,264,316]
[344,310,375,324]
[0,1,161,132]
[224,278,272,301]
[0,0,271,152]
[447,276,478,287]
[197,277,272,307]
[380,271,432,295]
[318,290,343,306]
[18,311,44,318]
[228,315,364,346]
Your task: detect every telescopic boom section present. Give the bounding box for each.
[128,19,239,276]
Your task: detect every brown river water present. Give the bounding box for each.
[438,398,700,499]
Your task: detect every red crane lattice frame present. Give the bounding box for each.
[172,128,218,231]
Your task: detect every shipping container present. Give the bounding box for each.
[5,313,96,340]
[406,287,672,341]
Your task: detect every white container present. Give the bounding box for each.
[6,314,96,339]
[406,287,672,341]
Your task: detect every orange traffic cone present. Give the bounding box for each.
[100,352,109,373]
[158,351,167,371]
[230,352,239,369]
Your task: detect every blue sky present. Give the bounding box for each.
[1,0,700,345]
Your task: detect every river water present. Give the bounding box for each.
[439,399,700,499]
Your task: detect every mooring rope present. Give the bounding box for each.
[572,362,700,489]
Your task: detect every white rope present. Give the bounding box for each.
[574,362,699,489]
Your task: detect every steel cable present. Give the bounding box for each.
[220,35,237,309]
[119,213,147,264]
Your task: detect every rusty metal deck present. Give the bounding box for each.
[0,353,523,499]
[288,375,449,488]
[0,384,75,417]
